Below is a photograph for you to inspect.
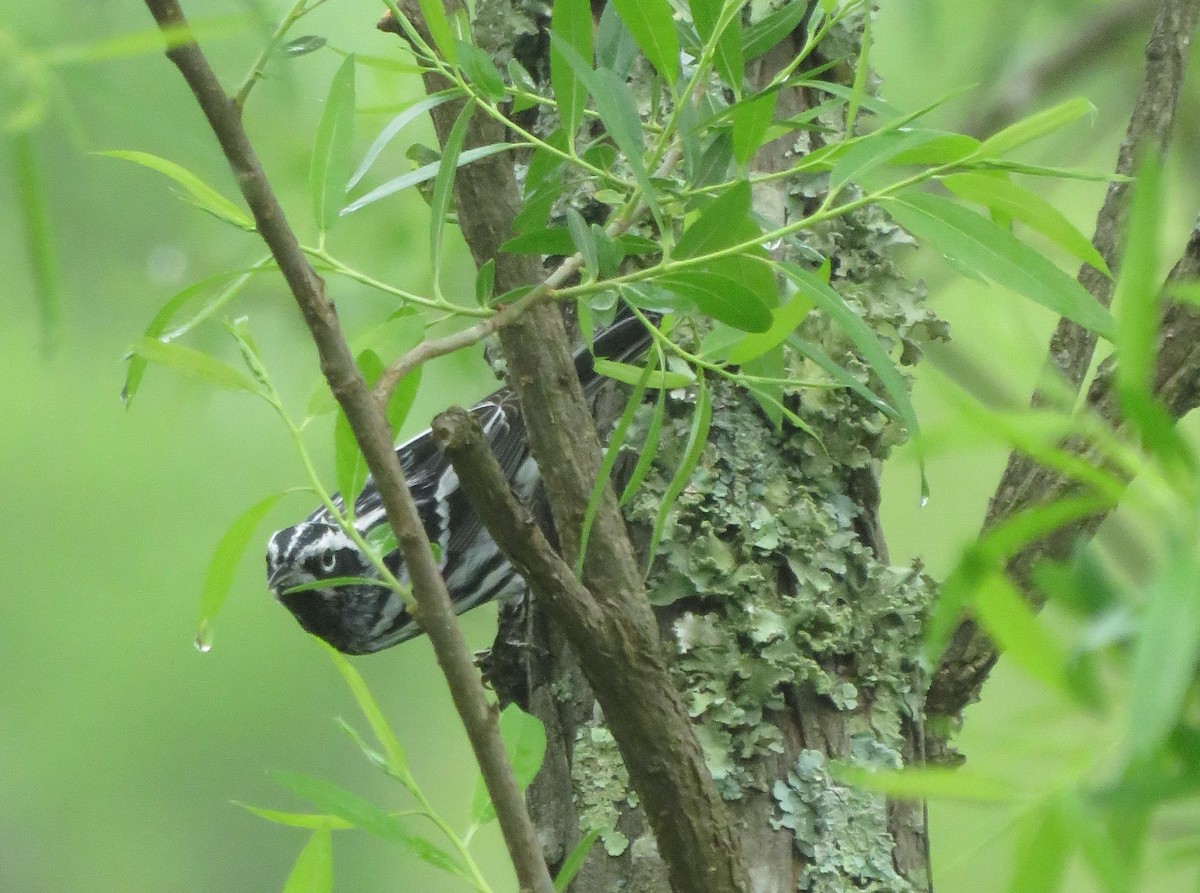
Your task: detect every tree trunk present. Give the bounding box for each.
[477,3,940,890]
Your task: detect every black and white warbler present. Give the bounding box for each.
[265,316,651,654]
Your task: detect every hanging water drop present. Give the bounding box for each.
[194,622,213,654]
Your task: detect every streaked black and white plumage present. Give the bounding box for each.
[266,315,651,655]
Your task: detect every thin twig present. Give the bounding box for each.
[139,4,554,891]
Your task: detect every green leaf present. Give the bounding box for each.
[1128,541,1200,758]
[594,357,693,389]
[197,493,287,648]
[566,207,598,276]
[887,190,1115,340]
[310,55,356,235]
[471,706,547,824]
[888,131,980,166]
[941,172,1110,276]
[555,829,602,891]
[279,35,327,58]
[348,89,462,189]
[977,97,1095,159]
[973,574,1076,701]
[501,226,577,256]
[780,262,925,495]
[725,292,814,365]
[334,350,383,514]
[283,829,333,893]
[647,374,712,577]
[343,142,516,215]
[610,0,680,84]
[454,40,506,102]
[731,90,777,165]
[413,0,457,63]
[619,351,668,506]
[96,149,253,230]
[430,100,474,289]
[1112,155,1191,469]
[550,33,658,219]
[272,772,464,876]
[236,804,351,830]
[550,0,593,137]
[742,0,810,61]
[322,644,409,777]
[833,764,1017,802]
[830,129,951,194]
[130,337,262,394]
[11,131,61,353]
[658,268,772,332]
[475,258,496,305]
[1009,800,1073,893]
[690,0,743,92]
[675,180,752,258]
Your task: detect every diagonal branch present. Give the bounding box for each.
[928,0,1200,719]
[138,4,554,891]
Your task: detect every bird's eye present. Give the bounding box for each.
[320,549,337,573]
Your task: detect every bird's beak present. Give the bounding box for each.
[267,566,292,593]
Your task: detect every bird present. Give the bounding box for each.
[265,314,652,654]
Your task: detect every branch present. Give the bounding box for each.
[139,5,554,891]
[380,9,751,890]
[929,0,1200,718]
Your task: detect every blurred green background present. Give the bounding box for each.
[2,1,1197,891]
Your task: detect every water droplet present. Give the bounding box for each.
[919,494,929,508]
[194,622,213,654]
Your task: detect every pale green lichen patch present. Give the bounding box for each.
[571,724,639,857]
[773,746,914,893]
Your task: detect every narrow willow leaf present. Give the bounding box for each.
[610,0,680,84]
[594,357,693,389]
[726,293,814,365]
[501,226,577,256]
[430,100,474,288]
[1128,542,1200,758]
[197,492,287,640]
[566,207,598,276]
[833,764,1017,802]
[280,35,327,58]
[96,150,253,230]
[647,375,712,576]
[471,705,548,824]
[620,350,668,506]
[659,269,772,332]
[413,0,457,62]
[780,262,925,496]
[343,142,516,215]
[237,804,351,830]
[731,90,777,165]
[131,337,261,393]
[550,0,593,137]
[973,574,1076,700]
[550,34,658,219]
[596,1,638,79]
[348,90,461,189]
[941,172,1111,277]
[125,265,276,407]
[924,495,1112,663]
[454,40,506,101]
[888,131,980,166]
[283,829,333,893]
[742,0,810,61]
[282,576,389,594]
[578,356,655,574]
[475,258,496,305]
[977,97,1094,159]
[690,0,743,92]
[888,190,1115,340]
[310,55,356,234]
[830,129,949,194]
[322,644,409,776]
[1009,800,1072,893]
[1112,156,1191,468]
[785,333,896,419]
[675,180,751,258]
[555,829,603,891]
[11,131,61,352]
[272,772,464,875]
